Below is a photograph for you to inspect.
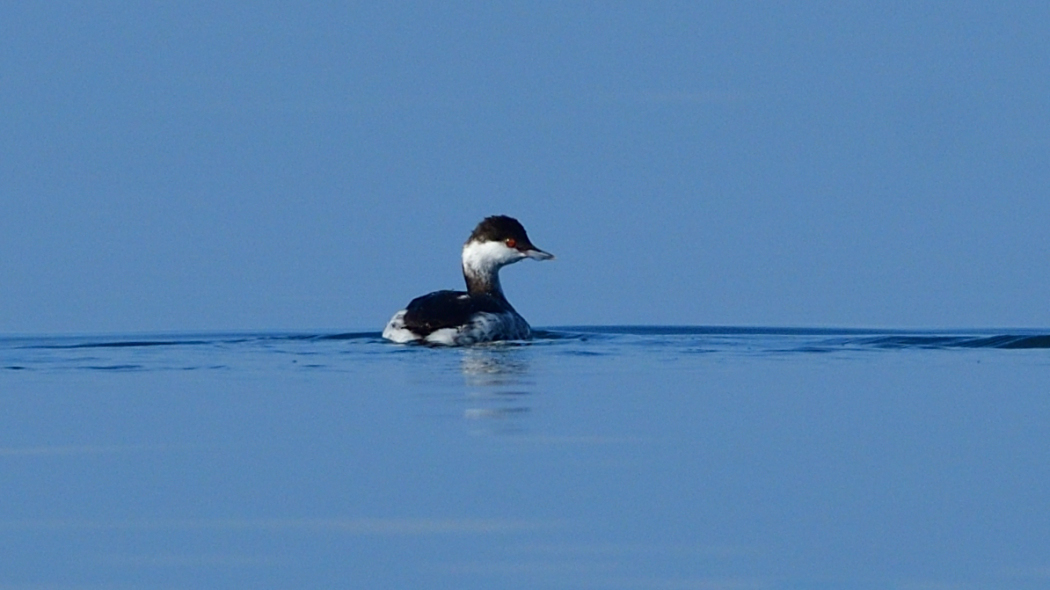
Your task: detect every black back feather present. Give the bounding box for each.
[402,290,510,336]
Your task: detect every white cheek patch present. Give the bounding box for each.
[461,240,522,275]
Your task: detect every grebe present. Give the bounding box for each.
[382,215,554,345]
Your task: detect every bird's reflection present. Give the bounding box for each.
[460,347,529,386]
[459,346,534,425]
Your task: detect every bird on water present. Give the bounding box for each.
[382,215,554,346]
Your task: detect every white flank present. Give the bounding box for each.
[381,310,420,343]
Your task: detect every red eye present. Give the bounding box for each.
[505,238,517,248]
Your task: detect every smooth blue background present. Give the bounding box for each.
[3,2,1048,334]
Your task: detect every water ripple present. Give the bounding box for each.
[1,327,1047,373]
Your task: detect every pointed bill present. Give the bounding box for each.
[524,248,554,261]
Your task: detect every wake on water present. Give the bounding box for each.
[2,326,1048,373]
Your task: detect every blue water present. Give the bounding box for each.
[2,327,1049,589]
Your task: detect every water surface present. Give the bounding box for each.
[2,327,1049,589]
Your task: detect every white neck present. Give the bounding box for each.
[461,240,521,296]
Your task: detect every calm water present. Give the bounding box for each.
[2,327,1049,589]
